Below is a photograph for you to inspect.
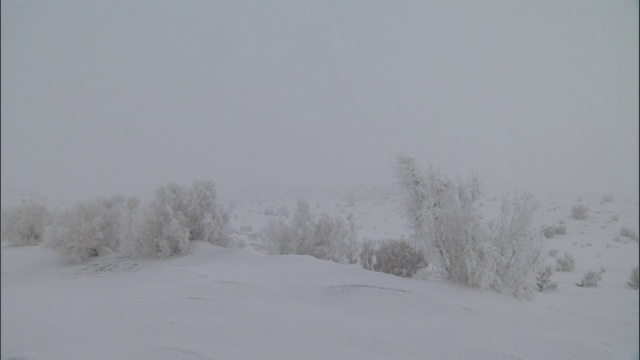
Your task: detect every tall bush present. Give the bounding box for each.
[393,154,542,299]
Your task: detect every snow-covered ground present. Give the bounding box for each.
[2,188,639,360]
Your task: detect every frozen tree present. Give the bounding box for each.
[393,154,542,299]
[43,195,126,261]
[1,199,52,246]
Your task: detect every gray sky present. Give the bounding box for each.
[2,0,638,203]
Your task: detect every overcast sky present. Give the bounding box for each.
[2,0,638,202]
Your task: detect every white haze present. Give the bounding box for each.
[1,0,638,203]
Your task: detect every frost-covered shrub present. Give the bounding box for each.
[393,154,543,299]
[556,252,575,272]
[627,266,639,290]
[44,195,127,261]
[1,199,52,246]
[360,239,427,277]
[541,224,565,239]
[304,214,358,264]
[132,180,230,257]
[620,227,638,241]
[571,204,589,220]
[542,226,556,239]
[576,268,605,288]
[262,199,358,264]
[536,266,558,292]
[548,249,559,257]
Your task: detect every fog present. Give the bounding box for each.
[2,0,638,203]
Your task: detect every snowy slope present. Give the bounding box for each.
[2,189,639,360]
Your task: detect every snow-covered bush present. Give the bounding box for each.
[554,224,566,235]
[542,226,556,239]
[360,239,427,278]
[556,252,575,272]
[262,199,358,264]
[542,224,566,238]
[1,199,52,246]
[571,204,589,220]
[393,154,542,299]
[304,214,358,264]
[132,180,230,257]
[536,266,558,292]
[620,227,638,241]
[576,268,605,288]
[43,195,127,261]
[627,266,639,290]
[548,249,559,257]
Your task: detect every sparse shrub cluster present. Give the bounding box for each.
[619,227,638,241]
[536,266,558,292]
[576,268,605,288]
[556,253,575,272]
[1,199,52,246]
[571,204,589,220]
[627,267,639,290]
[261,199,358,264]
[393,154,543,299]
[43,179,230,260]
[360,239,427,277]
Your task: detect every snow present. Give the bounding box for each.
[2,189,639,360]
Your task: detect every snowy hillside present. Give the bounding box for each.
[2,188,639,360]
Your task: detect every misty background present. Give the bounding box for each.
[2,0,638,204]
